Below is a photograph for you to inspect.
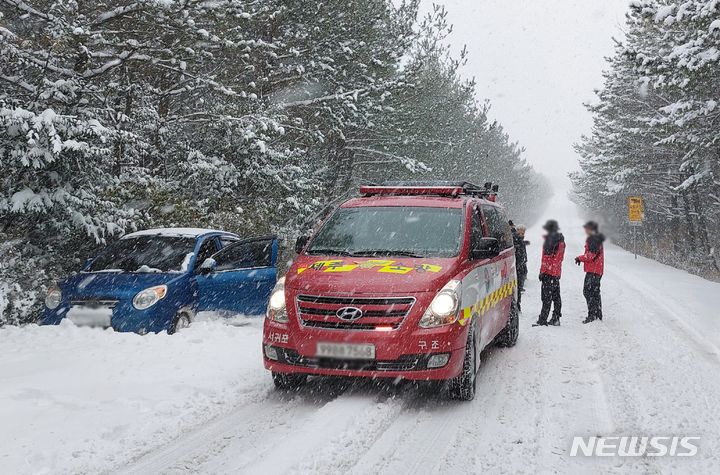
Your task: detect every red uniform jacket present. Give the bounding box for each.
[540,233,565,278]
[577,233,605,276]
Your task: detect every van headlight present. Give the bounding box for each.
[45,285,62,310]
[132,285,168,310]
[267,276,288,323]
[419,280,461,328]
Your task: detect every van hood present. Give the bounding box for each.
[285,256,460,295]
[61,272,186,301]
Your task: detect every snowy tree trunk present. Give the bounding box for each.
[691,185,710,255]
[681,190,697,251]
[327,134,356,194]
[670,193,681,254]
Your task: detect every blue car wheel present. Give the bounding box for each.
[169,311,193,334]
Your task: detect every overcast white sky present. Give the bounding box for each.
[420,0,630,188]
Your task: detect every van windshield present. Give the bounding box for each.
[87,236,197,273]
[307,207,463,258]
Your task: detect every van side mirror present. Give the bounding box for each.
[198,258,217,275]
[295,236,310,254]
[470,237,500,260]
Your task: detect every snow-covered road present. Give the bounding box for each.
[3,195,720,475]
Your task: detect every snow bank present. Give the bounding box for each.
[0,319,269,475]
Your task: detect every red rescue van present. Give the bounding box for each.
[263,182,519,400]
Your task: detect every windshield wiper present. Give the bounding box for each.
[306,249,353,256]
[349,250,425,258]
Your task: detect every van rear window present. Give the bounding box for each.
[307,207,463,258]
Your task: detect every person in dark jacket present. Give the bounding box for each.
[512,224,528,310]
[575,221,605,324]
[537,220,565,326]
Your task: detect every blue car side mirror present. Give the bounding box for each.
[198,258,217,275]
[83,257,94,270]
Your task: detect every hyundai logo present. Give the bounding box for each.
[336,307,363,321]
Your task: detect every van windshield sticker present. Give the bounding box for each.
[297,260,443,275]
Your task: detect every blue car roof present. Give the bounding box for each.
[122,228,239,240]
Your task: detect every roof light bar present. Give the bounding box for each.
[360,181,500,200]
[359,185,465,197]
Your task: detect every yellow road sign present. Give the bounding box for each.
[628,196,644,223]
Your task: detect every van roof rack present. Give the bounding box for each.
[360,181,499,201]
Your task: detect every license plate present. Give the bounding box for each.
[67,305,113,328]
[316,342,376,360]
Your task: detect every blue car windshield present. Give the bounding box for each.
[87,236,196,273]
[307,207,463,258]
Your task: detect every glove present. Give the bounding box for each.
[575,257,581,265]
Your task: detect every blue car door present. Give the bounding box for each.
[196,236,278,315]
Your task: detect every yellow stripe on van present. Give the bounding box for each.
[460,279,517,324]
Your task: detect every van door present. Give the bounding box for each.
[481,205,516,336]
[468,203,494,349]
[196,236,278,315]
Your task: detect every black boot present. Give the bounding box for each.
[548,316,561,326]
[582,317,595,324]
[534,319,548,327]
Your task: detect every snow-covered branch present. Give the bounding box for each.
[1,0,54,21]
[92,3,142,26]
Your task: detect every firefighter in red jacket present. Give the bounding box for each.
[575,221,605,324]
[537,220,565,326]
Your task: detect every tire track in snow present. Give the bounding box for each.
[116,384,309,475]
[364,394,468,475]
[287,394,407,474]
[225,383,399,474]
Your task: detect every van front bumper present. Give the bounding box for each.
[263,316,469,381]
[263,345,465,380]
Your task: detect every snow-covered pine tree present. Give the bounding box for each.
[573,0,720,277]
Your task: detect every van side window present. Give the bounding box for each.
[470,205,484,244]
[482,205,513,250]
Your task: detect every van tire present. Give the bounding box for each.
[169,311,192,335]
[272,372,307,390]
[496,298,519,347]
[447,327,477,401]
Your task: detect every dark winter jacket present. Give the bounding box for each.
[540,232,565,278]
[512,230,528,272]
[577,233,605,276]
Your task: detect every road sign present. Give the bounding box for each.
[628,196,644,225]
[628,196,644,259]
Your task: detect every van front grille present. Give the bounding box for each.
[296,295,415,331]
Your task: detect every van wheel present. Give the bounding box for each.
[272,372,307,390]
[169,311,192,334]
[496,299,519,347]
[447,327,477,401]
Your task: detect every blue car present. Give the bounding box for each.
[41,228,279,333]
